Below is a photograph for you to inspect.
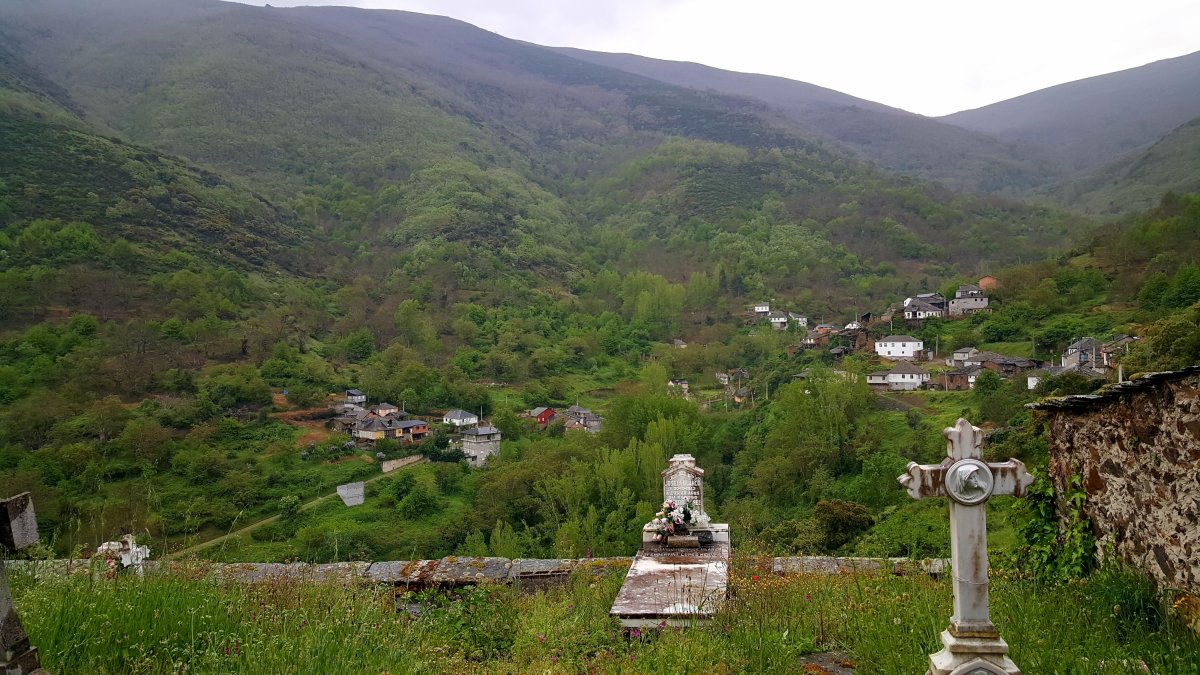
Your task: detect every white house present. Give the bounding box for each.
[903,299,944,320]
[443,409,479,427]
[767,310,789,330]
[866,372,889,389]
[753,302,771,315]
[885,362,929,391]
[788,312,808,327]
[948,347,979,367]
[844,321,862,330]
[875,335,924,360]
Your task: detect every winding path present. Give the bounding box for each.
[164,458,428,560]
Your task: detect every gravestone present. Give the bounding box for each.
[611,454,730,628]
[1,492,46,674]
[898,419,1034,675]
[659,454,711,528]
[336,482,365,507]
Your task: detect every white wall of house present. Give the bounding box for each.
[886,372,928,391]
[875,340,923,359]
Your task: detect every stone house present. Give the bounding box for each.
[948,284,990,316]
[344,389,367,405]
[788,312,808,327]
[461,425,502,467]
[1062,337,1105,368]
[935,369,973,391]
[753,302,770,315]
[875,335,923,360]
[1028,367,1200,596]
[564,405,603,433]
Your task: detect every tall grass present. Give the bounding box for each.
[10,560,1198,673]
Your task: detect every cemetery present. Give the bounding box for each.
[3,415,1198,672]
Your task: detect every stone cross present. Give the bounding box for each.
[1,492,46,675]
[898,419,1034,675]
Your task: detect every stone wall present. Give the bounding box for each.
[1030,368,1200,593]
[6,555,949,587]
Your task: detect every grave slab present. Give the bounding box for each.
[611,454,731,628]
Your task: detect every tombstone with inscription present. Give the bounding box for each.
[1,492,47,674]
[898,418,1034,675]
[336,481,365,507]
[612,454,730,628]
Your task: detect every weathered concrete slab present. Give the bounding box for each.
[610,540,730,628]
[428,557,511,585]
[769,556,952,577]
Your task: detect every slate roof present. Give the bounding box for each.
[905,299,943,313]
[1066,337,1104,352]
[444,409,476,421]
[880,335,920,343]
[888,361,928,376]
[463,426,501,437]
[1028,367,1200,412]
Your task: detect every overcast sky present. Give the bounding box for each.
[229,0,1200,116]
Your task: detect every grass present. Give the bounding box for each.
[196,462,477,563]
[10,559,1197,673]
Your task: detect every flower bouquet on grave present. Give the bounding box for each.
[651,499,694,543]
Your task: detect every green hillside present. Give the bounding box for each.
[553,47,1065,196]
[1049,117,1200,215]
[0,0,1197,570]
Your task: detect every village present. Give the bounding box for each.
[330,390,604,468]
[736,277,1135,395]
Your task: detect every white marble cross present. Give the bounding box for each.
[898,418,1034,675]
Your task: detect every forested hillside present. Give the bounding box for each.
[552,47,1065,195]
[0,0,1198,563]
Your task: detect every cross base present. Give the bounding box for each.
[928,629,1020,675]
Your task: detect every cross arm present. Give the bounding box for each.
[987,459,1035,497]
[898,459,951,500]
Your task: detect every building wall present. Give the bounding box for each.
[948,296,988,315]
[1037,371,1200,594]
[875,341,922,359]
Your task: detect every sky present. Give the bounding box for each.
[229,0,1200,116]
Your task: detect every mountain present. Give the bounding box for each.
[941,50,1200,174]
[550,47,1065,195]
[1048,116,1200,215]
[0,0,1088,278]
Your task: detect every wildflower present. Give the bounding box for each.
[537,633,546,644]
[893,617,901,625]
[629,628,641,639]
[751,575,759,581]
